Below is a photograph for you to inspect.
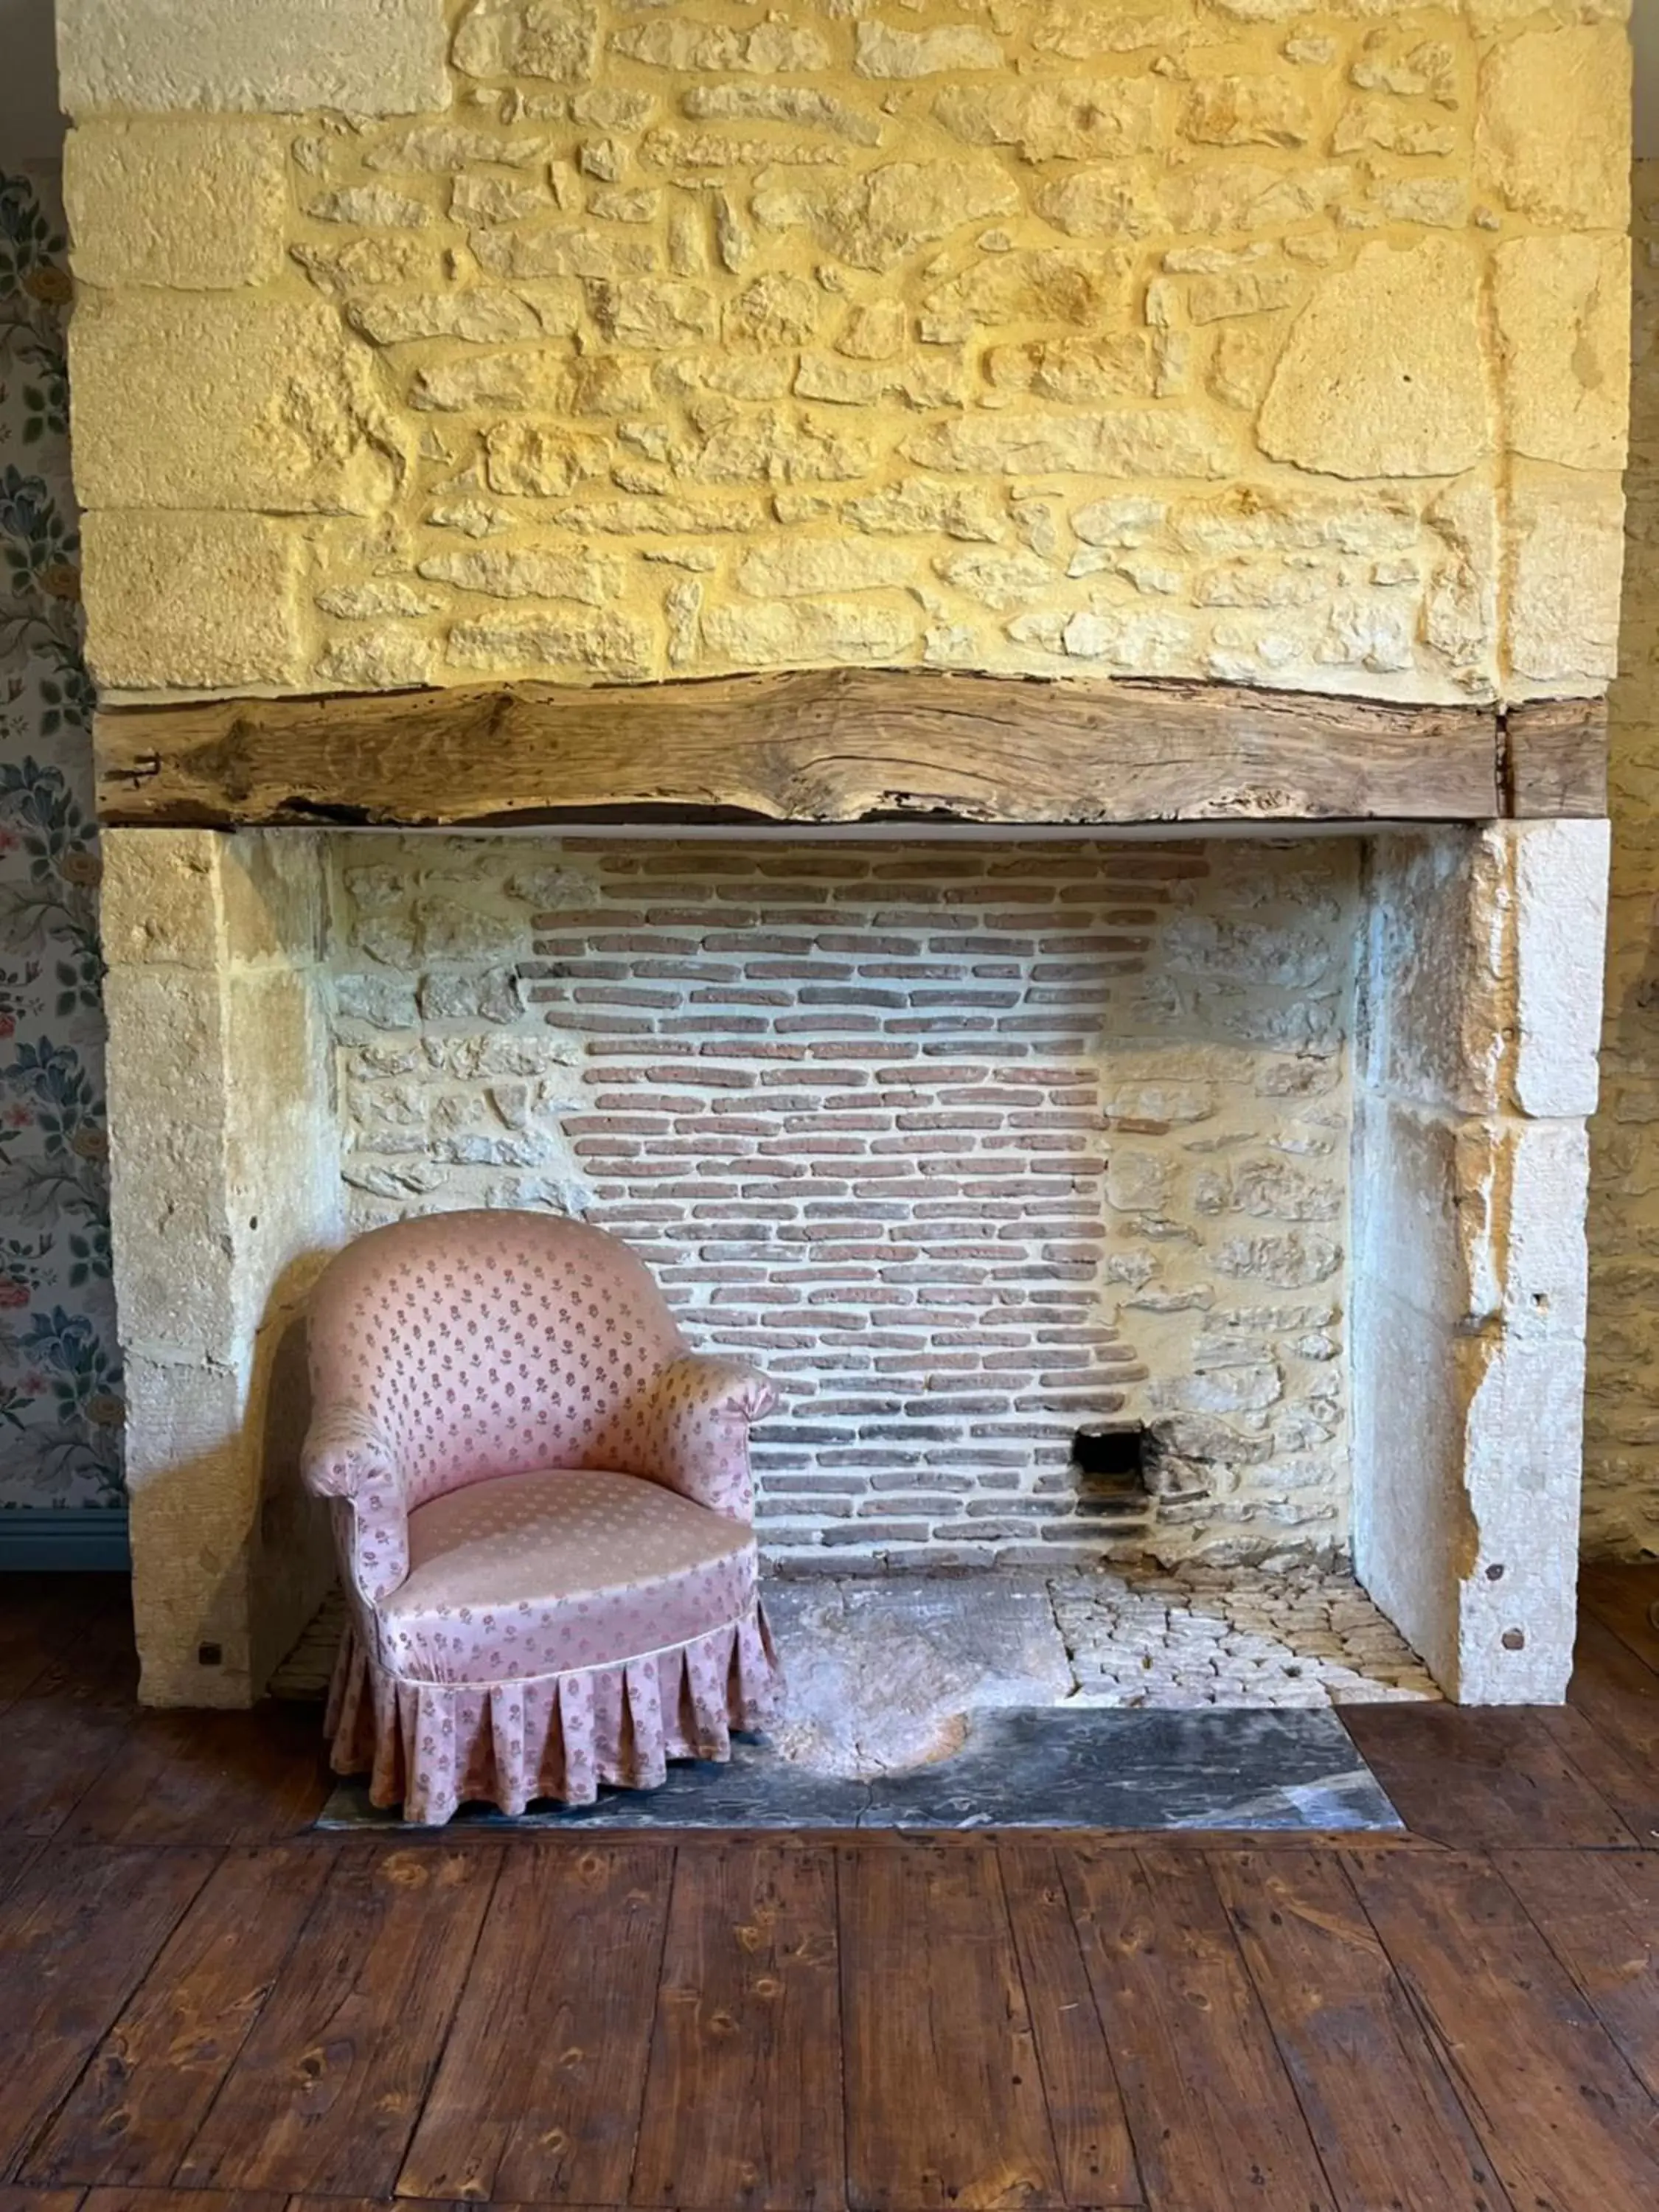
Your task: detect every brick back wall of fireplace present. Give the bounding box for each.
[327,835,1357,1570]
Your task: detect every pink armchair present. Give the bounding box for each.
[302,1209,782,1824]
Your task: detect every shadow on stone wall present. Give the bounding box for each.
[1586,159,1659,1559]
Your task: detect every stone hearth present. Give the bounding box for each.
[767,1566,1439,1781]
[274,1562,1439,1786]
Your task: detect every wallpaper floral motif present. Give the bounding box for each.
[0,167,122,1509]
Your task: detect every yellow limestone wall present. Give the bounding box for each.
[58,0,1632,706]
[1587,156,1659,1557]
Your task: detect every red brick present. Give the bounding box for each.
[562,1114,670,1135]
[686,987,792,1006]
[664,1015,779,1035]
[535,1008,654,1032]
[702,931,816,953]
[745,958,855,980]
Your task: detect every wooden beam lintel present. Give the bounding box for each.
[1501,695,1610,818]
[91,668,1608,832]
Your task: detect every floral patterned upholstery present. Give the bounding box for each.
[301,1209,782,1823]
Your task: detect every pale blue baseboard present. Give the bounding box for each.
[0,1509,131,1571]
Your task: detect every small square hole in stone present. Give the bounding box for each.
[1071,1424,1149,1497]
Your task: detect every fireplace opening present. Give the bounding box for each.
[103,817,1606,1711]
[320,830,1364,1576]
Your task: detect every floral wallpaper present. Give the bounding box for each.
[0,167,123,1510]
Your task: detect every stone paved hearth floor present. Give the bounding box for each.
[273,1564,1439,1782]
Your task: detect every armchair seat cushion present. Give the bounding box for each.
[378,1467,757,1687]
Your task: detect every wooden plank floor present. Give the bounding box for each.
[1,1567,1657,2212]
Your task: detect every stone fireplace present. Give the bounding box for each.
[55,0,1630,1712]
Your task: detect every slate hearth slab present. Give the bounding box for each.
[316,1705,1403,1833]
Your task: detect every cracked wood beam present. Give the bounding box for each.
[91,667,1573,830]
[1502,697,1610,818]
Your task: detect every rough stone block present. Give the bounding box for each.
[307,184,434,228]
[127,1290,331,1719]
[81,512,305,693]
[483,422,608,497]
[347,291,539,347]
[1501,1116,1593,1340]
[1256,237,1491,481]
[71,292,398,515]
[1354,1099,1590,1338]
[103,834,341,1338]
[1512,818,1610,1121]
[100,828,222,973]
[1424,468,1500,676]
[446,609,655,680]
[220,832,328,970]
[453,1,598,84]
[855,22,1003,80]
[1350,1281,1467,1691]
[316,627,441,691]
[1352,1281,1579,1703]
[416,546,622,605]
[1476,24,1630,230]
[736,539,914,598]
[1362,829,1509,1115]
[406,345,584,413]
[933,78,1158,161]
[1182,74,1312,150]
[1364,824,1610,1122]
[224,975,340,1344]
[899,408,1232,479]
[290,236,434,297]
[1353,1158,1589,1703]
[1494,233,1631,473]
[608,17,831,74]
[124,1351,257,1708]
[1506,464,1627,689]
[700,597,913,667]
[57,0,451,117]
[104,964,234,1360]
[1161,159,1349,236]
[63,120,288,288]
[1454,1329,1586,1701]
[751,162,1020,272]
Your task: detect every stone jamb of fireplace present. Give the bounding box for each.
[97,813,1608,1712]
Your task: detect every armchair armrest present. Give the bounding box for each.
[301,1401,409,1601]
[301,1401,399,1500]
[613,1354,777,1523]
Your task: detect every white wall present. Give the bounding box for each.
[0,0,61,158]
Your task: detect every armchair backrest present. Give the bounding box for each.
[307,1209,686,1509]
